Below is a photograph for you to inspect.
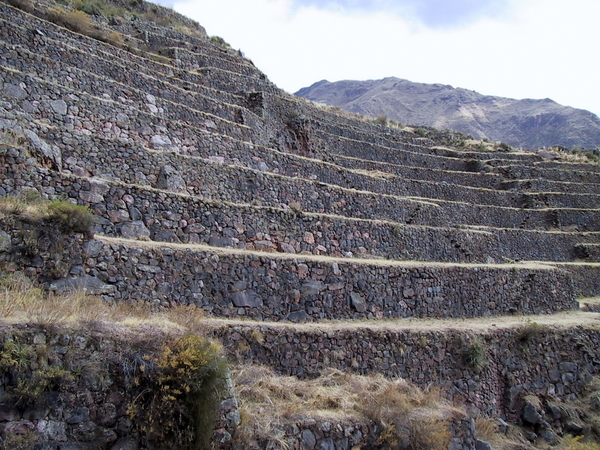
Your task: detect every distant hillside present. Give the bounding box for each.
[296,77,600,149]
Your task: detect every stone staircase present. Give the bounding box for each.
[2,1,600,448]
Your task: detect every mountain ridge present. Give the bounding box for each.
[295,76,600,149]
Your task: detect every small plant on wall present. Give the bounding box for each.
[463,337,488,372]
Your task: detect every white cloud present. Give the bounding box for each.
[173,0,600,116]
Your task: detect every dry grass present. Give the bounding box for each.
[46,6,94,35]
[0,272,205,331]
[232,365,460,449]
[349,168,398,180]
[541,147,600,165]
[98,235,556,271]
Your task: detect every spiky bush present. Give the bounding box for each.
[129,335,228,450]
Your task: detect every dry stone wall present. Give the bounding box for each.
[211,323,600,419]
[0,220,577,322]
[0,324,479,450]
[3,107,600,235]
[2,130,600,269]
[0,324,243,450]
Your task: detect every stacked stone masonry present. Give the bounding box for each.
[2,2,600,449]
[2,141,600,265]
[0,224,578,321]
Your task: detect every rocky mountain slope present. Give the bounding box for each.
[2,0,600,448]
[296,77,600,149]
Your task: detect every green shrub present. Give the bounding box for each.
[416,128,428,137]
[0,338,31,371]
[0,337,74,406]
[72,0,105,16]
[14,365,75,402]
[47,200,95,237]
[129,335,228,450]
[463,338,487,372]
[516,320,546,343]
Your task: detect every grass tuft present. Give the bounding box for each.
[463,337,488,372]
[233,365,457,449]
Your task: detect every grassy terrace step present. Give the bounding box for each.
[331,153,600,195]
[4,137,598,264]
[206,311,600,416]
[0,63,258,146]
[84,235,576,321]
[0,40,252,128]
[4,129,600,264]
[3,119,600,233]
[498,162,600,185]
[0,14,249,107]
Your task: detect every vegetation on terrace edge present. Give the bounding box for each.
[0,191,95,238]
[4,0,596,162]
[0,0,238,63]
[307,104,600,162]
[3,273,600,449]
[2,196,600,447]
[0,270,229,449]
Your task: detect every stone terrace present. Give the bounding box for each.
[2,0,600,431]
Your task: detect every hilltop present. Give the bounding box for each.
[296,77,600,149]
[1,0,600,449]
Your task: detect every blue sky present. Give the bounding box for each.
[153,0,600,117]
[284,0,511,28]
